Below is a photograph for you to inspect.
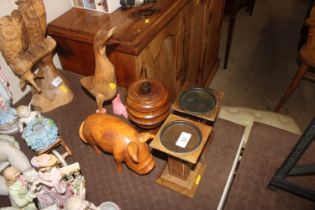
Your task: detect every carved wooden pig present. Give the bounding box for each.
[79,113,156,175]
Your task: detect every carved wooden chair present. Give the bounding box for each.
[223,0,256,69]
[0,0,73,113]
[274,6,315,112]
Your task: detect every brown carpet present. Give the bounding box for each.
[224,122,315,210]
[1,71,313,209]
[0,71,244,209]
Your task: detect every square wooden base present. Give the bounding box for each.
[156,162,207,198]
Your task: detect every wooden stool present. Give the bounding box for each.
[274,9,315,112]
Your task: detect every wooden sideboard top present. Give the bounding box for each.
[47,0,188,55]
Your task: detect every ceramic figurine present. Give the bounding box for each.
[99,201,121,210]
[0,0,73,113]
[80,27,118,113]
[18,107,72,160]
[0,69,18,134]
[32,167,73,209]
[21,114,59,152]
[0,137,33,196]
[3,166,37,210]
[31,154,59,172]
[60,162,86,200]
[112,93,128,119]
[66,196,98,210]
[79,113,156,175]
[16,105,41,133]
[0,207,19,210]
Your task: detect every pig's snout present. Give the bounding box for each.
[128,152,155,175]
[138,153,155,175]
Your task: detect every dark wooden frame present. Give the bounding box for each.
[268,117,315,201]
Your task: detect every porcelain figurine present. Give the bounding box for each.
[0,137,33,196]
[60,162,86,200]
[99,201,121,210]
[0,207,19,210]
[80,27,118,113]
[0,69,18,134]
[112,93,128,119]
[16,105,41,133]
[3,166,37,210]
[66,196,98,210]
[79,113,156,175]
[32,167,73,209]
[31,154,59,172]
[21,114,59,152]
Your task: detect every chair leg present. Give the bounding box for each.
[274,62,309,112]
[248,0,256,16]
[224,16,236,69]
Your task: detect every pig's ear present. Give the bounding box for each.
[127,142,139,163]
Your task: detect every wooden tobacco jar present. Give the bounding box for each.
[126,79,170,129]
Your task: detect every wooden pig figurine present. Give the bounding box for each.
[79,113,155,175]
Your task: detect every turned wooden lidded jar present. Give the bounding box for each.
[126,79,170,129]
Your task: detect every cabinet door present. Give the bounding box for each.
[200,0,224,86]
[184,0,208,86]
[136,10,185,100]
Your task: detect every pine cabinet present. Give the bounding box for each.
[184,0,224,86]
[47,0,224,100]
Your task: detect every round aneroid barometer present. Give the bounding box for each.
[179,88,217,114]
[159,120,202,153]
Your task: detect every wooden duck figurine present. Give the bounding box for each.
[80,27,118,113]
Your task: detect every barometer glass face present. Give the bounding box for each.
[179,88,217,114]
[160,120,202,153]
